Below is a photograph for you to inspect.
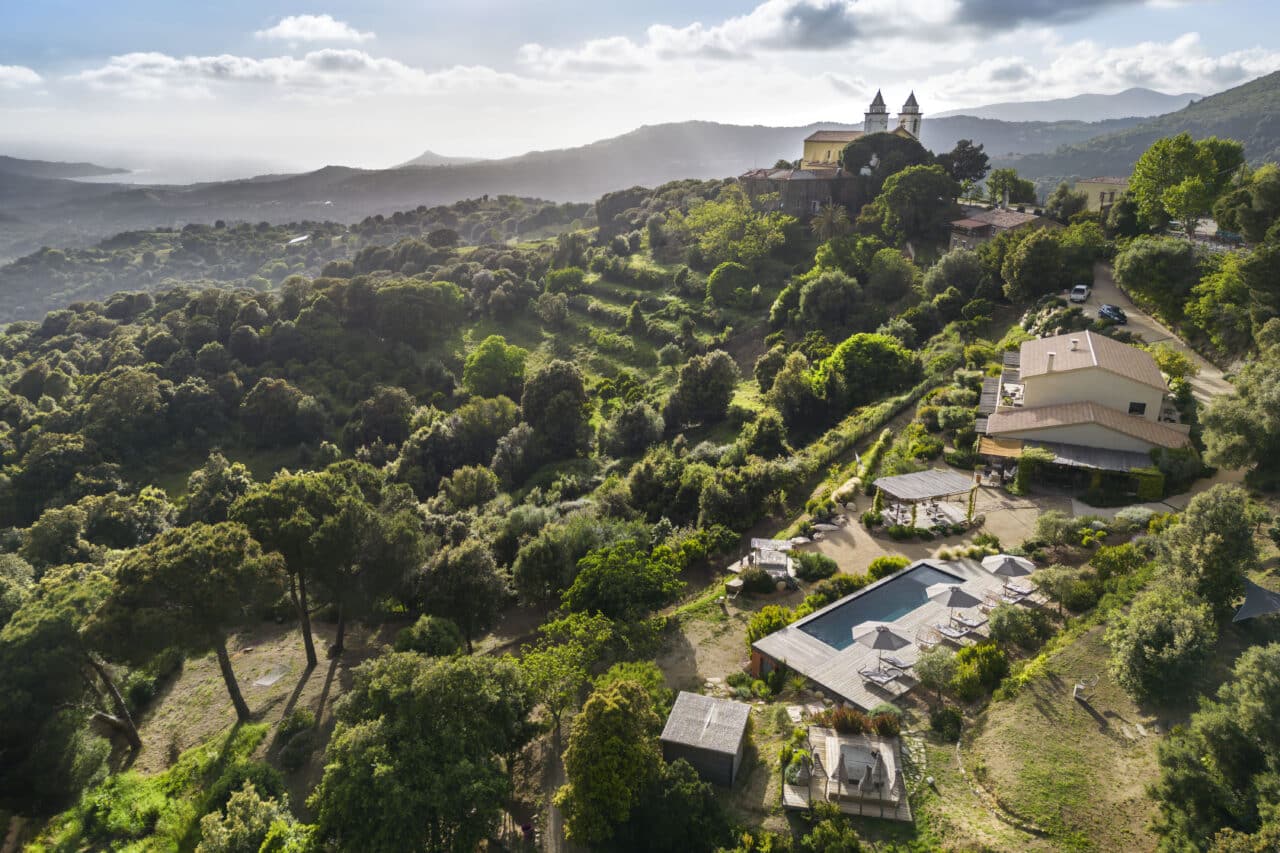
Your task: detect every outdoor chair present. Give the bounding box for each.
[915,627,940,650]
[951,612,988,631]
[860,669,896,688]
[935,623,969,642]
[1004,580,1035,596]
[881,655,913,673]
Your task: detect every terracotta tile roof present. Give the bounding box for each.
[805,130,864,143]
[1020,331,1168,391]
[985,402,1191,449]
[950,218,991,229]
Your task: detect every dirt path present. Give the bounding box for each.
[1089,263,1233,404]
[544,727,566,853]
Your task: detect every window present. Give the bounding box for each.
[1128,402,1147,416]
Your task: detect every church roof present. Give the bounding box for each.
[806,130,863,143]
[869,89,886,108]
[903,91,919,109]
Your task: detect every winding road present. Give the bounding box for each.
[1084,262,1233,405]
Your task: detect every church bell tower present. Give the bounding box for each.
[863,90,889,134]
[896,91,922,138]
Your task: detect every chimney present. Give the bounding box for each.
[1069,338,1080,352]
[1046,351,1056,371]
[1002,187,1009,209]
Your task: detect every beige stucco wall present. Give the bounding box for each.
[1078,180,1128,213]
[1021,368,1163,421]
[997,422,1158,454]
[803,140,845,166]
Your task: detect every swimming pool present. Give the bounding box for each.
[797,564,964,650]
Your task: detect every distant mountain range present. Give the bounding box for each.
[0,155,126,181]
[398,150,490,168]
[4,71,1280,260]
[1004,70,1280,181]
[935,87,1201,123]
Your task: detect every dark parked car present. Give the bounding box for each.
[1099,304,1127,324]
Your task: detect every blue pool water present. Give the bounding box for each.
[797,565,964,650]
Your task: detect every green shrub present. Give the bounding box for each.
[739,564,777,595]
[394,615,465,656]
[1105,581,1217,702]
[930,706,963,742]
[745,605,794,647]
[277,709,315,743]
[793,552,838,582]
[279,731,315,772]
[987,604,1054,650]
[203,762,285,817]
[868,701,902,720]
[949,643,1009,701]
[867,555,909,581]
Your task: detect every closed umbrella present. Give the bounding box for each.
[853,623,911,670]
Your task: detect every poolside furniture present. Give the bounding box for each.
[853,624,912,671]
[951,612,988,632]
[860,669,897,688]
[934,623,969,643]
[881,655,913,673]
[915,627,940,650]
[1004,580,1036,597]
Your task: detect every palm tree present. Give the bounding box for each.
[810,202,851,241]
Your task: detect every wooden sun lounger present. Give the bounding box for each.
[860,669,896,687]
[1005,580,1035,596]
[951,613,988,631]
[935,623,969,642]
[881,655,913,671]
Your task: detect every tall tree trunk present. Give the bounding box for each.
[214,639,251,722]
[87,655,141,751]
[329,601,346,658]
[296,572,318,668]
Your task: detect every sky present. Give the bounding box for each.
[2,0,1280,177]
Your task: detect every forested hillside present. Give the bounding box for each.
[3,125,1280,852]
[0,195,592,321]
[1009,70,1280,180]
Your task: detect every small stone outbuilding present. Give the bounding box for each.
[659,691,751,787]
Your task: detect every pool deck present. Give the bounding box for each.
[754,558,1013,710]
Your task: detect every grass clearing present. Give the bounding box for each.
[965,625,1162,851]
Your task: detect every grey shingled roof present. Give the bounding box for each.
[660,692,750,756]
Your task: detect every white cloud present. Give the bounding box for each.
[254,14,374,43]
[927,32,1280,102]
[515,0,1187,75]
[0,65,42,88]
[67,50,528,101]
[518,0,945,73]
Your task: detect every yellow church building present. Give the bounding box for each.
[800,91,923,170]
